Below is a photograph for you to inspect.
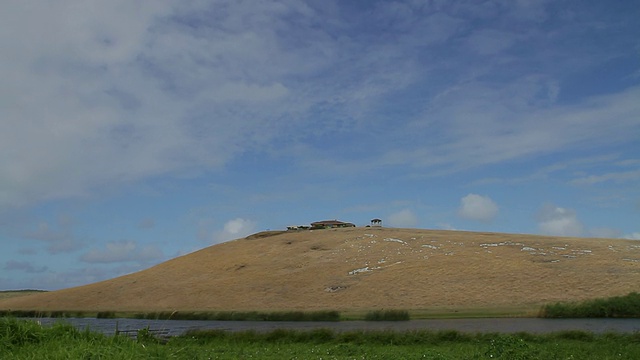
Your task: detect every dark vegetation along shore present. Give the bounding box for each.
[2,317,640,359]
[0,309,411,322]
[2,292,639,320]
[540,292,640,318]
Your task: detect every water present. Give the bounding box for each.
[34,318,640,336]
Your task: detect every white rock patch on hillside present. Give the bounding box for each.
[384,238,407,245]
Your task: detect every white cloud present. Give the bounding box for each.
[624,232,640,240]
[0,1,179,208]
[387,209,418,228]
[1,0,430,210]
[2,1,639,211]
[0,1,327,209]
[458,194,498,222]
[537,204,584,237]
[81,240,164,264]
[215,218,256,243]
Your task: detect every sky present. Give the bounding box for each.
[1,0,639,291]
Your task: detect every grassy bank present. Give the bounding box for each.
[2,317,640,359]
[540,292,640,318]
[133,310,341,321]
[5,292,640,322]
[0,310,88,319]
[0,307,534,321]
[0,309,342,321]
[0,309,409,321]
[364,309,410,321]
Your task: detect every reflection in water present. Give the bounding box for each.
[33,318,640,336]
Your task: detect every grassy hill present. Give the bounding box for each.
[1,227,638,316]
[0,290,47,301]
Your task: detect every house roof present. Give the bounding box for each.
[310,219,354,226]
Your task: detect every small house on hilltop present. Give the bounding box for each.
[310,219,356,229]
[286,225,310,231]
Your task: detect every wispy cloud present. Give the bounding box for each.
[2,1,639,210]
[22,215,82,254]
[4,261,48,274]
[81,240,164,264]
[570,170,640,186]
[381,85,640,173]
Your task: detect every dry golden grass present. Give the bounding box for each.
[1,228,639,315]
[0,290,46,301]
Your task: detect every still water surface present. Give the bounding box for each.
[35,318,640,336]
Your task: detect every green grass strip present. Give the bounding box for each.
[3,317,640,359]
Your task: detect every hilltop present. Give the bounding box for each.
[1,228,638,315]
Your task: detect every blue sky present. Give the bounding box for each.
[1,0,639,290]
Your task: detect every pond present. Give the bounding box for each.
[33,317,640,336]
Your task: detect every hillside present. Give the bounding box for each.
[1,228,639,314]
